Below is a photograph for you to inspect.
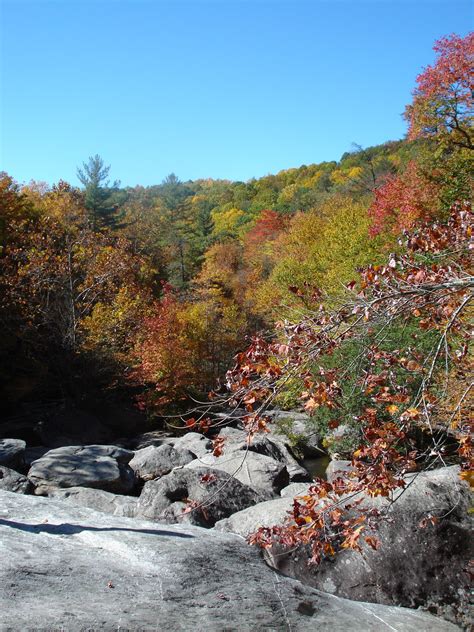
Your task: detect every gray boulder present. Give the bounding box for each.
[280,482,313,497]
[0,466,31,494]
[49,487,138,517]
[129,444,195,481]
[0,438,26,469]
[218,426,311,482]
[173,431,213,457]
[215,495,295,538]
[28,445,136,495]
[0,491,458,631]
[264,467,472,617]
[136,467,262,527]
[185,451,289,498]
[325,459,356,484]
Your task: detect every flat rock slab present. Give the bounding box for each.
[0,491,457,631]
[49,487,138,517]
[28,445,136,495]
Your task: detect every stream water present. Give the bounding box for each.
[302,454,331,480]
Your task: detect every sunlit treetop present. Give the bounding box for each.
[405,33,474,150]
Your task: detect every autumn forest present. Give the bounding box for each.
[0,32,473,626]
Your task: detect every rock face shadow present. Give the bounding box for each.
[0,518,194,538]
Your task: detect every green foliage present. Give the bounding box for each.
[77,155,125,230]
[303,319,440,455]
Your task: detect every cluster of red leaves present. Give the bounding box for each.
[405,33,474,149]
[244,209,289,252]
[248,407,416,564]
[368,161,440,236]
[227,201,473,563]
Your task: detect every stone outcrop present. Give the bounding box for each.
[263,467,472,617]
[0,491,458,631]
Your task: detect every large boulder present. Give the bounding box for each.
[129,444,195,482]
[185,451,289,498]
[173,432,213,457]
[215,496,295,538]
[0,466,31,494]
[0,491,457,631]
[28,445,136,495]
[49,487,138,517]
[136,467,262,527]
[0,438,26,469]
[218,426,311,482]
[264,467,472,619]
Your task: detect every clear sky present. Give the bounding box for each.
[0,0,471,187]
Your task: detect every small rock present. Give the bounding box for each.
[0,466,31,494]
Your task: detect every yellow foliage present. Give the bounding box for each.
[253,196,386,318]
[211,207,246,237]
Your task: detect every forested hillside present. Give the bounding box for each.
[0,30,473,630]
[1,33,472,433]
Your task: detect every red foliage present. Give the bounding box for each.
[368,161,440,235]
[224,201,473,563]
[244,209,289,251]
[405,33,474,149]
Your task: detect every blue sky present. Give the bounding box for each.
[0,0,471,187]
